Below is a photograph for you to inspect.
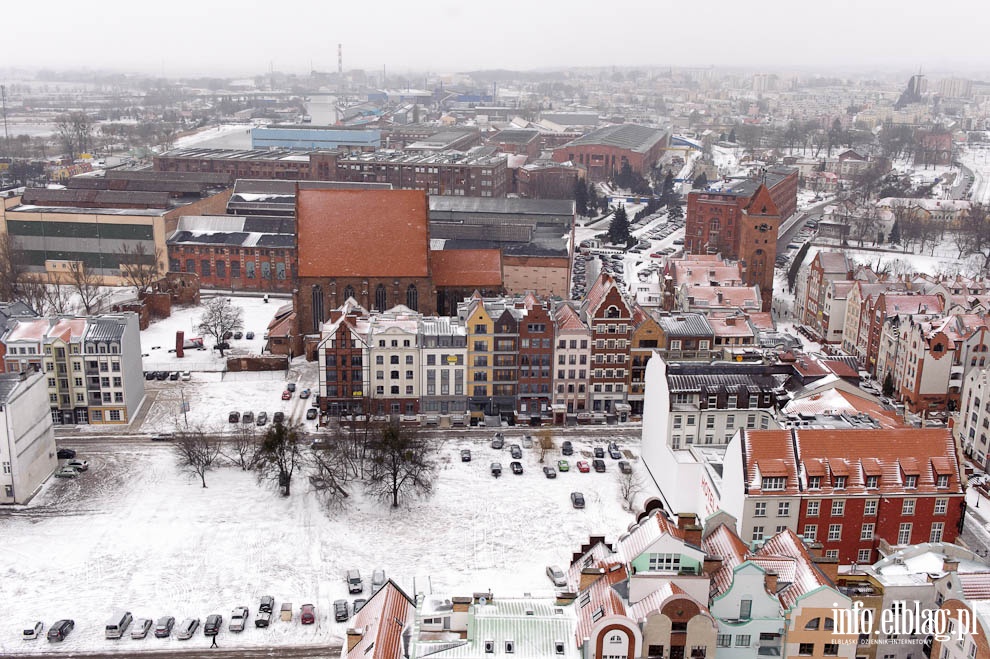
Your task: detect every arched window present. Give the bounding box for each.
[375,284,387,311]
[805,617,821,630]
[343,285,355,301]
[606,305,620,318]
[311,285,324,332]
[709,218,720,231]
[406,284,418,311]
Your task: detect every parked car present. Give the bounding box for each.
[546,565,567,587]
[246,331,255,340]
[334,600,349,622]
[242,411,255,424]
[180,371,191,381]
[576,461,590,473]
[609,447,622,460]
[203,614,222,636]
[54,466,79,478]
[228,411,240,423]
[543,466,557,479]
[229,607,249,632]
[618,461,633,474]
[22,621,43,640]
[67,459,89,472]
[372,568,386,592]
[557,459,570,472]
[299,388,311,399]
[311,397,320,407]
[47,619,74,642]
[306,408,318,420]
[522,435,533,448]
[347,569,364,593]
[175,617,199,640]
[510,461,523,475]
[56,448,76,460]
[460,449,471,462]
[256,411,268,426]
[259,595,275,614]
[273,412,285,424]
[286,382,297,392]
[593,446,605,459]
[254,610,272,628]
[510,444,522,459]
[144,371,156,381]
[300,603,316,625]
[169,371,180,381]
[593,459,606,473]
[131,618,152,639]
[491,433,504,449]
[281,390,292,400]
[233,331,243,340]
[490,462,502,477]
[155,370,169,380]
[561,441,573,456]
[353,598,368,613]
[571,491,586,508]
[154,616,175,638]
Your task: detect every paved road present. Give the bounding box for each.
[0,644,342,659]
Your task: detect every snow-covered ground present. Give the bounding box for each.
[958,144,990,205]
[0,431,644,653]
[172,123,254,151]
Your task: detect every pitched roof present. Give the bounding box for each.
[702,523,750,598]
[553,302,587,333]
[561,124,667,153]
[957,573,990,601]
[429,249,503,287]
[573,563,628,647]
[617,509,689,562]
[814,252,853,274]
[347,580,414,659]
[296,188,429,278]
[755,529,831,610]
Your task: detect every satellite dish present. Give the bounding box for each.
[479,597,488,605]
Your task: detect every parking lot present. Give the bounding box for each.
[0,430,644,653]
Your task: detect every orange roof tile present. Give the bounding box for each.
[574,562,628,646]
[296,188,429,278]
[347,581,414,659]
[428,249,503,287]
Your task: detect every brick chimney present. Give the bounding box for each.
[346,626,365,652]
[472,592,493,604]
[452,597,472,613]
[682,523,703,548]
[677,512,698,531]
[703,555,724,576]
[813,556,839,583]
[579,567,605,591]
[943,558,960,573]
[764,570,779,594]
[176,330,184,359]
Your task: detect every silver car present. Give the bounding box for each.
[175,617,199,640]
[229,606,249,632]
[371,568,386,592]
[546,565,567,587]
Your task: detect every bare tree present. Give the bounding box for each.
[616,468,645,513]
[197,297,244,356]
[0,233,28,302]
[67,261,108,314]
[173,426,223,488]
[536,428,555,464]
[308,443,353,511]
[257,421,305,496]
[44,277,73,315]
[365,420,437,508]
[117,242,164,295]
[16,273,49,316]
[224,424,261,471]
[957,204,990,275]
[56,111,94,159]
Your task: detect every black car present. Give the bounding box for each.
[609,447,622,460]
[543,466,557,479]
[593,459,606,473]
[144,371,156,381]
[491,462,502,477]
[510,444,522,459]
[246,332,255,340]
[286,382,297,392]
[306,408,318,420]
[334,600,349,622]
[510,461,523,475]
[203,614,223,636]
[593,447,605,459]
[233,331,243,340]
[56,448,76,460]
[154,616,175,638]
[571,491,585,509]
[561,441,573,456]
[618,460,633,474]
[155,371,169,380]
[47,619,74,642]
[169,371,180,380]
[273,411,285,425]
[228,411,240,423]
[259,595,275,614]
[460,449,471,462]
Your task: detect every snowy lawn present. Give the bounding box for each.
[0,431,643,653]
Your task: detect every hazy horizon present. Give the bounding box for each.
[4,0,988,80]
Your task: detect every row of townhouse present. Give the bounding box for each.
[0,313,144,425]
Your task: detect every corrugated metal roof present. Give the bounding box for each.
[562,124,668,153]
[656,313,713,338]
[83,317,127,343]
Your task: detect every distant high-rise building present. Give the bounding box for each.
[937,77,972,99]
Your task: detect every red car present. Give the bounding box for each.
[300,604,315,625]
[576,461,591,473]
[281,390,292,400]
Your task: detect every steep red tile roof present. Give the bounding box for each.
[814,252,852,274]
[296,188,430,278]
[755,529,831,610]
[702,524,750,597]
[618,510,688,562]
[783,389,904,429]
[553,302,588,332]
[574,562,628,647]
[957,573,990,601]
[880,294,943,316]
[743,430,800,495]
[428,249,503,287]
[347,580,415,659]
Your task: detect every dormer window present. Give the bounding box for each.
[808,476,821,490]
[905,475,918,488]
[762,477,786,490]
[834,476,847,490]
[591,606,605,622]
[937,474,949,488]
[866,475,879,489]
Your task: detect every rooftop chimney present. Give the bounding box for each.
[813,556,840,583]
[579,567,605,591]
[347,627,365,652]
[703,555,724,576]
[943,558,960,573]
[764,570,779,594]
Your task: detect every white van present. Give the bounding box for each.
[105,610,133,639]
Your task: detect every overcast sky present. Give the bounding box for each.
[6,0,988,78]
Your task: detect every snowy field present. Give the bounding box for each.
[0,431,644,653]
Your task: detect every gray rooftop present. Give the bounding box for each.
[0,374,21,403]
[493,129,540,144]
[562,124,668,153]
[84,317,128,343]
[429,197,574,217]
[655,313,713,338]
